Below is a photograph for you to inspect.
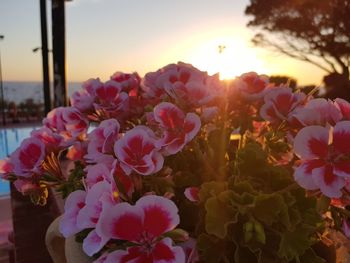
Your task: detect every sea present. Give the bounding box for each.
[2,81,83,105]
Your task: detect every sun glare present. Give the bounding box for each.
[186,36,268,80]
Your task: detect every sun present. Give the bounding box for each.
[185,36,268,80]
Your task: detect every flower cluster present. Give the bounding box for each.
[1,62,350,262]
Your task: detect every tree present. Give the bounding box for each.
[245,0,350,80]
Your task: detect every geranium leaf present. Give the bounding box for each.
[205,191,238,238]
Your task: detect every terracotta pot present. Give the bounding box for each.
[45,216,93,263]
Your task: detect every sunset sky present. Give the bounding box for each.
[1,0,325,85]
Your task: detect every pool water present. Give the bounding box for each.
[0,126,40,196]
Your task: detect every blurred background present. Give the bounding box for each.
[1,0,348,125]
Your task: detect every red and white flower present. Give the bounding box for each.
[59,190,87,237]
[293,98,342,127]
[10,137,45,177]
[335,98,350,120]
[30,127,64,152]
[85,163,113,188]
[97,195,185,263]
[110,72,141,95]
[260,87,305,124]
[114,126,164,175]
[71,78,102,112]
[76,181,117,256]
[180,238,199,263]
[154,102,201,155]
[234,72,269,100]
[184,187,200,202]
[142,62,222,107]
[85,119,120,164]
[293,121,350,198]
[43,107,88,142]
[94,80,129,119]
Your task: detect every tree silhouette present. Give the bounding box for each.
[245,0,350,80]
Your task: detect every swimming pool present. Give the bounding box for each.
[0,126,40,196]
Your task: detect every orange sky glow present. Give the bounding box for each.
[1,0,325,86]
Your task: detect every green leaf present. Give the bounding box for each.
[253,221,266,245]
[197,234,230,263]
[253,193,289,226]
[199,181,227,202]
[205,191,238,238]
[243,221,254,243]
[278,226,312,261]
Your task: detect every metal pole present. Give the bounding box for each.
[40,0,51,115]
[0,35,5,126]
[52,0,67,107]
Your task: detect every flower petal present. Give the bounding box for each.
[83,229,109,257]
[97,202,143,242]
[153,238,186,263]
[335,98,350,120]
[184,113,201,143]
[184,187,200,202]
[333,121,350,155]
[59,190,86,237]
[136,195,180,238]
[312,164,345,198]
[294,126,329,159]
[294,160,324,190]
[333,161,350,178]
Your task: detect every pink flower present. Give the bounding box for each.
[10,137,45,177]
[83,230,109,257]
[142,62,222,107]
[154,102,201,155]
[77,181,116,230]
[141,64,176,100]
[94,80,129,119]
[184,187,200,202]
[293,98,342,127]
[234,72,269,100]
[77,181,117,256]
[85,119,120,163]
[293,121,350,198]
[180,238,199,263]
[85,163,112,188]
[335,98,350,120]
[30,127,64,152]
[43,107,88,142]
[110,72,141,95]
[114,126,164,175]
[97,195,185,263]
[103,238,185,263]
[260,87,305,124]
[71,78,102,112]
[59,190,87,237]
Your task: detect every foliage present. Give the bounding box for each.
[245,0,350,79]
